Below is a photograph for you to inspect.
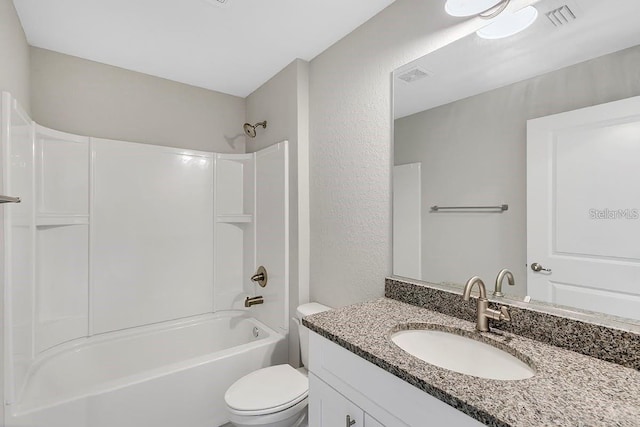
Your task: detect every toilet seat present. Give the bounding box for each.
[226,398,308,427]
[225,364,308,416]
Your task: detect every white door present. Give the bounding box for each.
[393,163,421,279]
[527,96,640,320]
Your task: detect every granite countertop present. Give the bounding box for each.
[303,298,640,427]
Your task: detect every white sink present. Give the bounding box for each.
[390,328,535,381]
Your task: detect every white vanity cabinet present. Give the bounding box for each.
[309,373,384,427]
[308,331,484,427]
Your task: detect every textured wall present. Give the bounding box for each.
[395,44,640,297]
[0,0,30,111]
[30,47,246,152]
[246,59,310,366]
[308,0,538,307]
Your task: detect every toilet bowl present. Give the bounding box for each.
[224,303,331,427]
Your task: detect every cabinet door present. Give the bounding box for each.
[310,332,484,427]
[309,373,364,427]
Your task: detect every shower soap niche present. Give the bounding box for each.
[215,153,254,224]
[35,125,89,226]
[34,125,90,354]
[214,152,256,311]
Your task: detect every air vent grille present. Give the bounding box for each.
[545,5,576,26]
[203,0,230,8]
[397,67,429,84]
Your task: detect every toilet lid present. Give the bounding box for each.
[225,364,308,415]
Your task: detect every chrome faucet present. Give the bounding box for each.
[463,276,510,332]
[493,268,515,297]
[244,296,264,307]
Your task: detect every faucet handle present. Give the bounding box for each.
[499,306,511,321]
[485,305,511,322]
[251,266,268,287]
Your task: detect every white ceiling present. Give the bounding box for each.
[394,0,640,118]
[14,0,396,98]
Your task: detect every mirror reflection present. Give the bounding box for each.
[392,0,640,322]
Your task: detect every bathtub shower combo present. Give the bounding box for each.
[1,92,291,427]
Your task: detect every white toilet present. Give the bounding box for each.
[224,303,331,427]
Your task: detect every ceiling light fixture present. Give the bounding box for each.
[444,0,510,19]
[476,6,539,39]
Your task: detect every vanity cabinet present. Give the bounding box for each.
[309,373,384,427]
[308,331,483,427]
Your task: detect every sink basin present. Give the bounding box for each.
[390,328,535,381]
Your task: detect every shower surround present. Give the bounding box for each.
[1,92,291,426]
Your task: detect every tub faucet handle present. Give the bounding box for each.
[251,266,268,287]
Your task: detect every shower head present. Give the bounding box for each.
[243,121,267,138]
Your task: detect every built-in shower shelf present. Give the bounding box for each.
[36,214,89,226]
[216,214,253,224]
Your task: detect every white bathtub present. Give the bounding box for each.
[5,311,287,427]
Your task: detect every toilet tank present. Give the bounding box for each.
[296,303,331,368]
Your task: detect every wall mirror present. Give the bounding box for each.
[392,0,640,324]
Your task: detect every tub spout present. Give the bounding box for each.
[245,296,264,308]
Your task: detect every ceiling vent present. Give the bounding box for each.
[203,0,230,8]
[397,67,430,84]
[545,5,576,26]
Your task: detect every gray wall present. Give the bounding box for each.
[394,44,640,296]
[30,47,246,152]
[0,0,30,111]
[246,59,310,366]
[306,0,537,307]
[2,0,544,355]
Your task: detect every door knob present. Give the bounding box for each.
[346,415,356,426]
[531,263,552,273]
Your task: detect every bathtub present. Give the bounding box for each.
[5,311,287,427]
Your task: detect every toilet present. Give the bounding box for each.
[224,303,331,427]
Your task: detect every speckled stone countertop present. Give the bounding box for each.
[303,298,640,427]
[385,278,640,370]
